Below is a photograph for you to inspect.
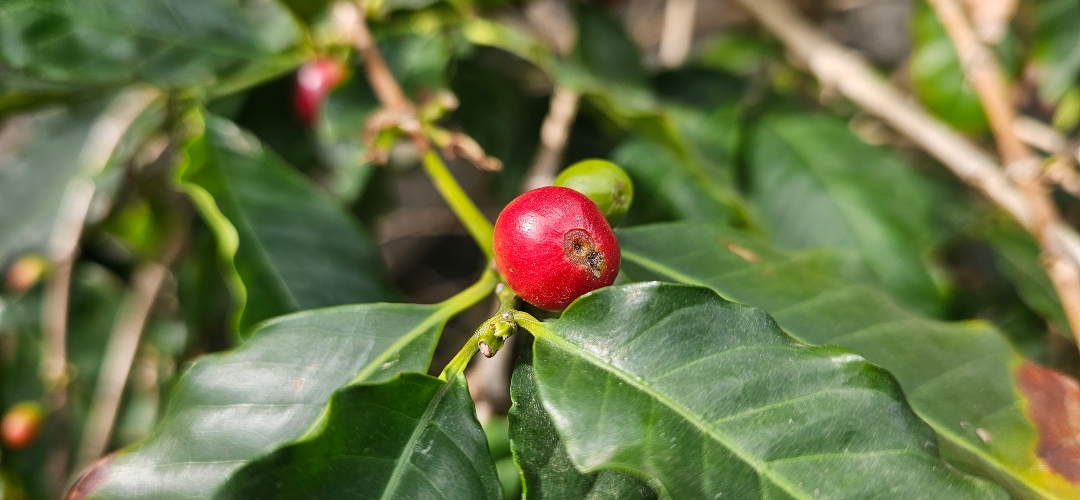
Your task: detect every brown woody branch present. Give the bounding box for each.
[730,0,1080,342]
[75,223,186,471]
[925,0,1080,345]
[523,86,581,190]
[39,87,160,496]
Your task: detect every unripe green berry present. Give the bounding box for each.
[554,159,633,226]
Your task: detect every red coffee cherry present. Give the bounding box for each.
[493,186,620,311]
[1,401,43,450]
[293,57,348,126]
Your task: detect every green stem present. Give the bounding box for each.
[436,271,500,382]
[512,311,551,339]
[440,282,520,381]
[440,334,481,381]
[438,267,499,314]
[422,150,495,259]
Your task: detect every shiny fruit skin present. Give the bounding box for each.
[1,402,43,450]
[554,159,633,226]
[493,186,620,311]
[293,58,347,126]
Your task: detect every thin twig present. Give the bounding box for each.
[520,0,581,191]
[1014,115,1067,154]
[40,178,95,498]
[75,225,186,471]
[42,180,95,395]
[1041,128,1080,198]
[523,87,581,191]
[658,0,698,67]
[339,1,497,258]
[1011,117,1080,198]
[729,0,1080,335]
[39,87,160,495]
[926,0,1080,344]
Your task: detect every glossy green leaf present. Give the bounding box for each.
[1034,0,1080,102]
[748,114,942,316]
[618,222,1079,498]
[217,374,500,499]
[521,282,1005,498]
[179,114,394,333]
[909,1,987,133]
[0,0,307,94]
[574,3,646,85]
[0,91,162,268]
[508,336,657,500]
[86,293,481,498]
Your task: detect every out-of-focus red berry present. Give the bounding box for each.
[5,255,48,294]
[1,402,43,450]
[293,58,348,126]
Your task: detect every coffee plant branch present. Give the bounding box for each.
[37,88,161,495]
[524,87,581,191]
[76,219,188,471]
[338,1,496,259]
[731,0,1080,344]
[926,0,1080,347]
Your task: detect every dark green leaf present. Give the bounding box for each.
[524,282,1005,498]
[573,4,646,85]
[379,32,454,95]
[909,1,988,133]
[0,0,306,94]
[217,374,500,499]
[509,336,657,500]
[88,298,469,498]
[747,114,942,315]
[179,114,394,332]
[1034,0,1080,102]
[618,222,1080,498]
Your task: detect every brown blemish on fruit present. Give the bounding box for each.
[613,181,628,206]
[564,229,604,278]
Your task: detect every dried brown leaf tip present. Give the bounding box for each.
[1017,362,1080,483]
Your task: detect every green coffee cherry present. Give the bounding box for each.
[554,159,633,226]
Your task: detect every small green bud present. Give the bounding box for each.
[554,159,633,226]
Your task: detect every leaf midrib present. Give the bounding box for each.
[619,249,1057,500]
[533,325,810,499]
[378,380,454,500]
